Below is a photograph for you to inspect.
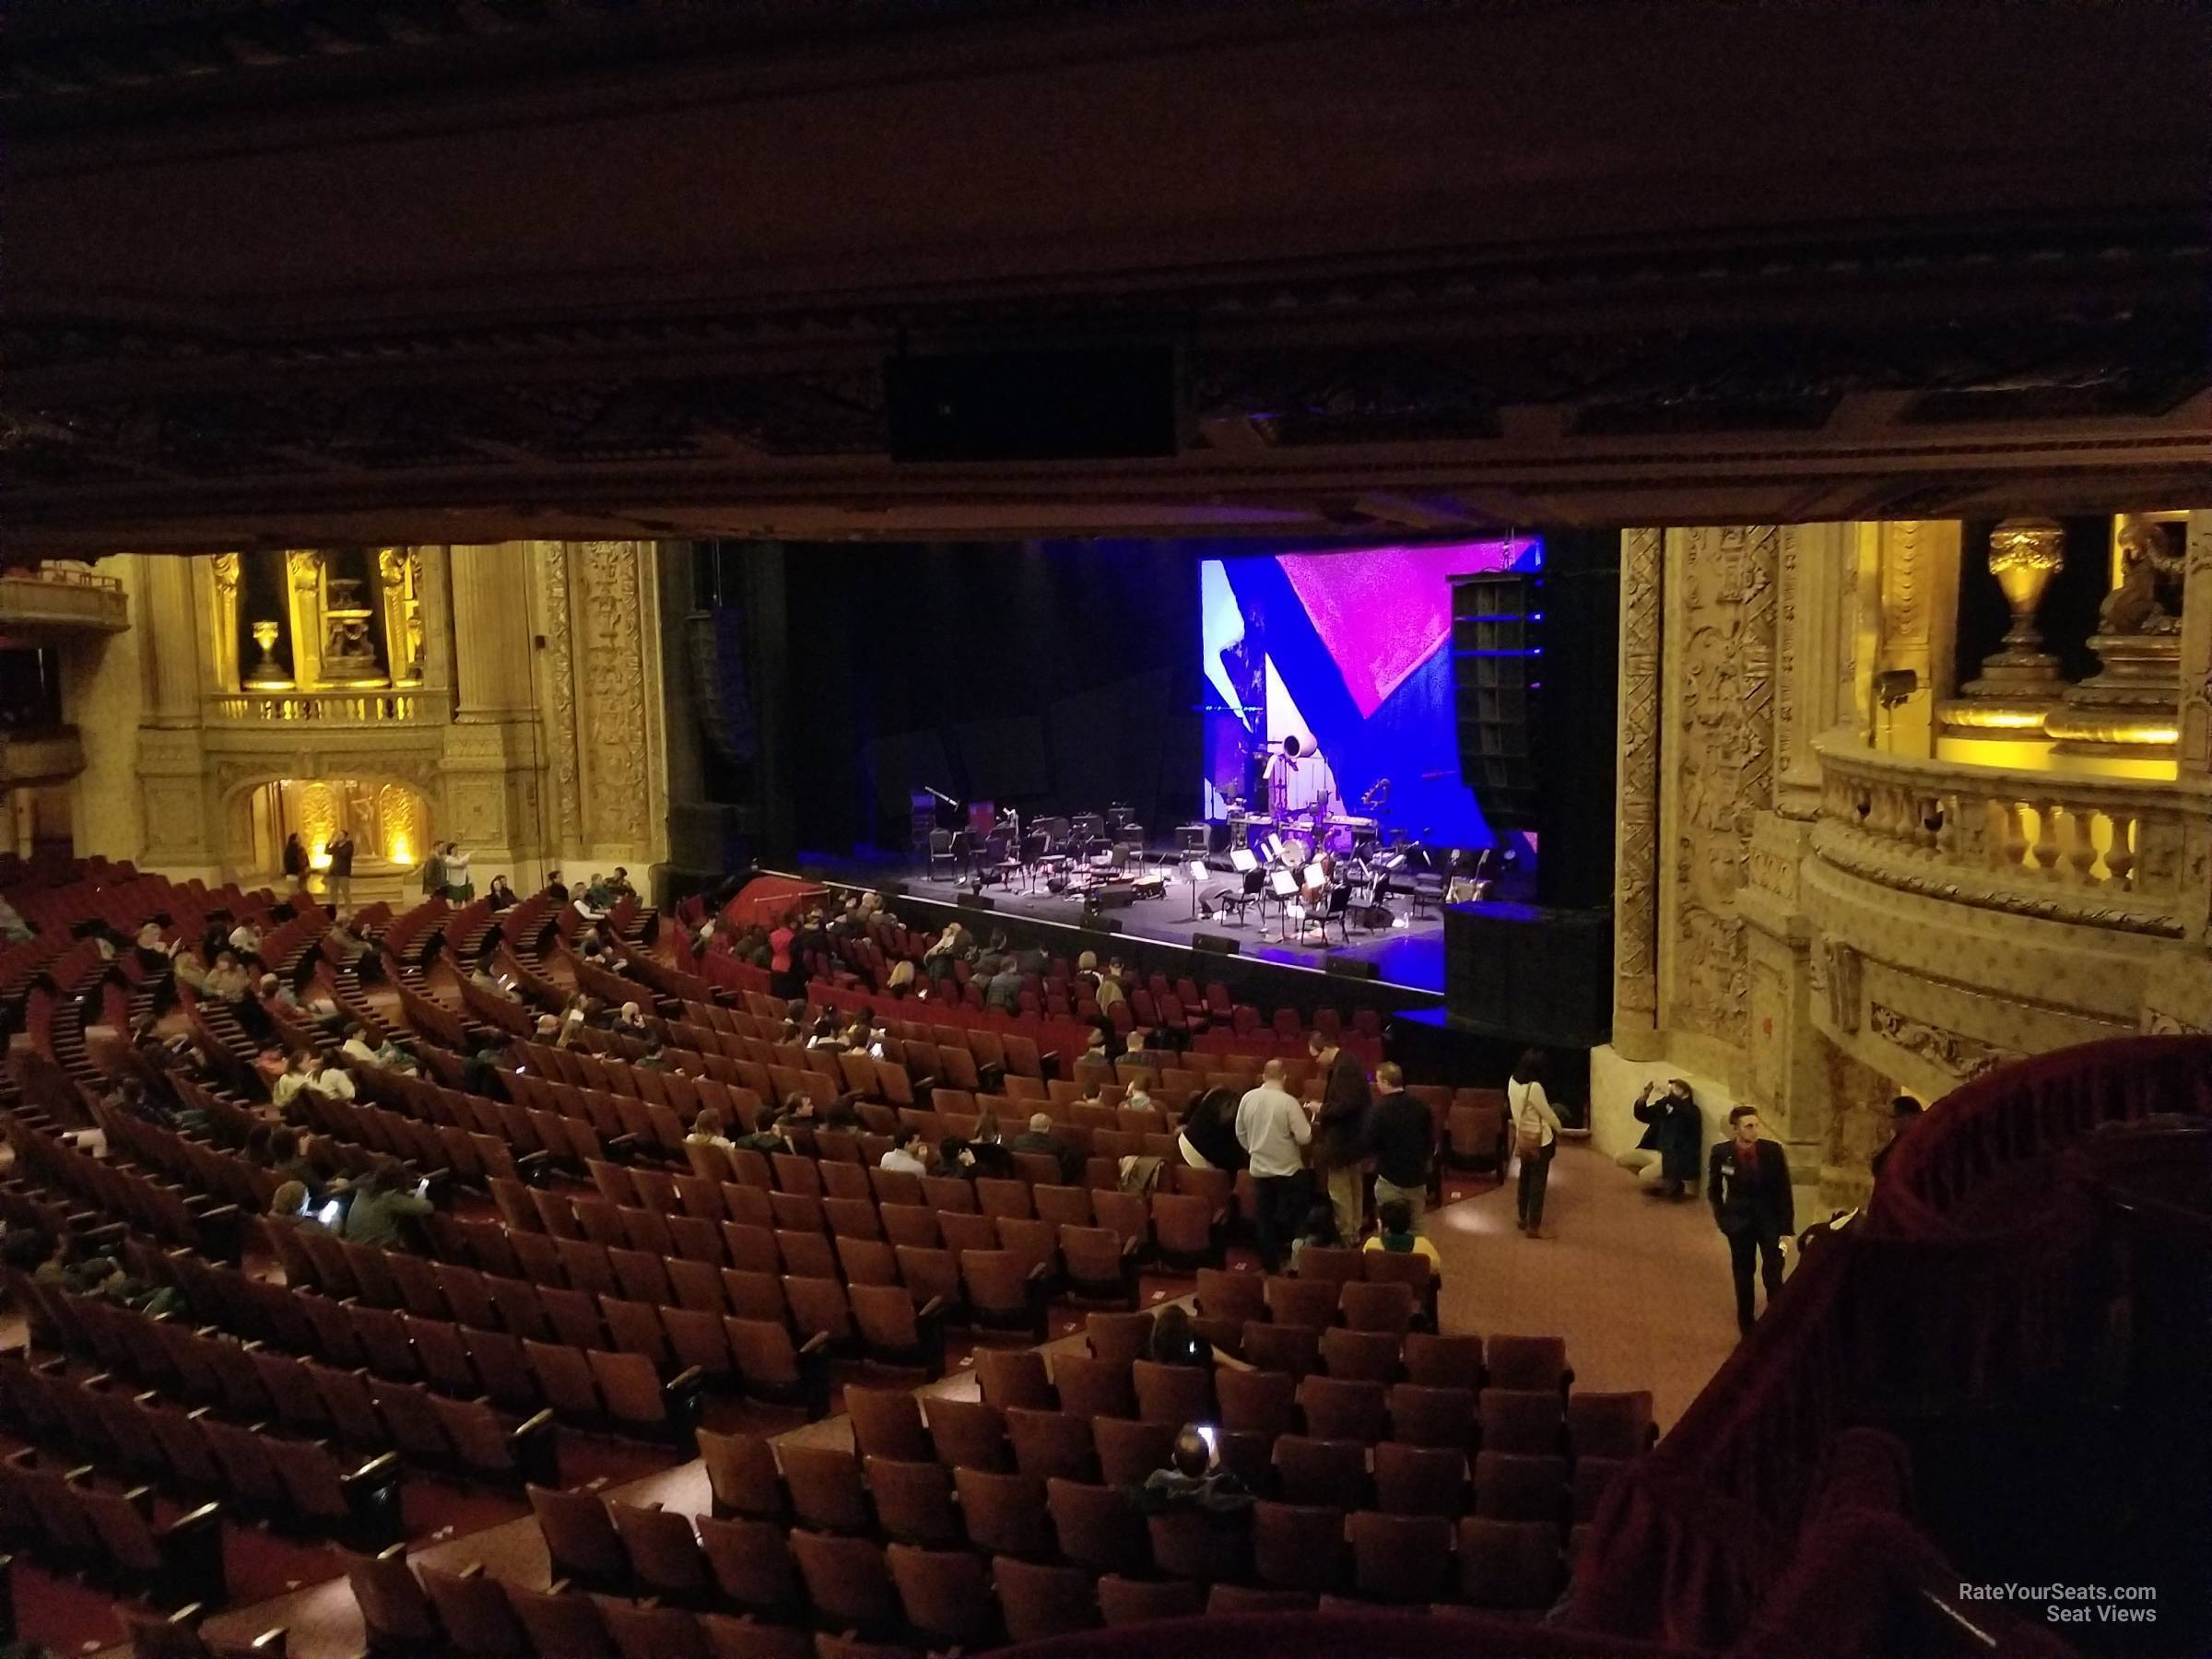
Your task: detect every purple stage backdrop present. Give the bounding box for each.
[1200,538,1539,846]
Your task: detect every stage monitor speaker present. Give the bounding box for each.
[1444,902,1611,1049]
[955,893,996,912]
[1192,932,1241,957]
[1450,530,1620,911]
[1178,823,1211,853]
[1324,956,1379,981]
[886,345,1185,462]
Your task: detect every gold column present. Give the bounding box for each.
[285,550,324,689]
[1868,520,1959,757]
[206,554,242,693]
[376,547,425,685]
[451,544,538,717]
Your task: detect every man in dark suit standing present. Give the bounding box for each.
[1710,1105,1794,1335]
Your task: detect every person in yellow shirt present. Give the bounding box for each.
[1362,1198,1441,1267]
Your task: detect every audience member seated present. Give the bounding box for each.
[343,1161,434,1252]
[1177,1086,1248,1172]
[1126,1425,1253,1515]
[879,1128,933,1177]
[270,1180,334,1235]
[986,956,1024,1014]
[202,949,253,1001]
[270,1049,318,1112]
[1365,1199,1440,1268]
[943,1109,1018,1179]
[1289,1202,1343,1273]
[1013,1112,1084,1183]
[688,1109,737,1152]
[1148,1304,1213,1368]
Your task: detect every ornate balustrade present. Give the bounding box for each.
[0,727,86,784]
[0,563,128,634]
[206,689,440,725]
[1811,733,2204,937]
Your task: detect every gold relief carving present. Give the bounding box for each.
[375,783,426,865]
[297,782,339,853]
[210,554,241,596]
[1776,528,1799,779]
[141,784,200,852]
[541,546,583,847]
[288,549,324,594]
[1747,955,1787,1101]
[1818,1036,1903,1201]
[448,779,501,841]
[1747,846,1795,901]
[1867,1001,2019,1079]
[578,541,651,848]
[1668,525,1779,1045]
[1615,528,1663,1025]
[1820,939,1863,1033]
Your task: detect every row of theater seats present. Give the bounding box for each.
[6,1265,573,1489]
[0,1435,228,1612]
[0,1350,404,1553]
[349,1474,1581,1659]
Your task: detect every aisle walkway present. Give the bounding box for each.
[1424,1140,1753,1431]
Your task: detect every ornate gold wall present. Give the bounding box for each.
[1603,514,2212,1209]
[71,541,667,896]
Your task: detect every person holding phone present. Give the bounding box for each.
[342,1161,436,1252]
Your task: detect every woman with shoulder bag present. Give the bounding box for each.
[1508,1049,1563,1238]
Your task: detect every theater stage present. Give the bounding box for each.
[797,850,1448,996]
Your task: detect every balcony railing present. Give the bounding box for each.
[1812,734,2202,937]
[0,564,128,633]
[206,689,439,724]
[0,727,87,784]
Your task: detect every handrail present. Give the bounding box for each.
[3,562,123,594]
[1567,1035,2212,1649]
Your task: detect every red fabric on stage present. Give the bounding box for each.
[722,873,826,928]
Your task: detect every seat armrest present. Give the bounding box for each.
[342,1450,402,1488]
[249,1628,289,1657]
[796,1331,831,1357]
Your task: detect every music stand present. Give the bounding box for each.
[1229,848,1260,875]
[1184,859,1208,921]
[1268,866,1300,940]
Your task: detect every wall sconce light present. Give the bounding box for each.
[1875,669,1920,710]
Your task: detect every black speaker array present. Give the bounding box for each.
[1443,530,1622,1045]
[1192,932,1242,957]
[1450,532,1621,910]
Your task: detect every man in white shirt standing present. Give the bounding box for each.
[1237,1058,1312,1272]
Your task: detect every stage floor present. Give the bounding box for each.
[802,850,1447,994]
